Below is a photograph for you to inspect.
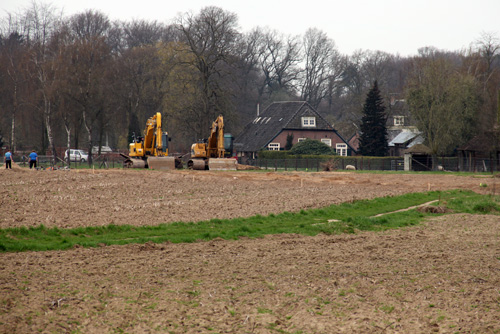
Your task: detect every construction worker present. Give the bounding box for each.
[29,150,38,169]
[4,149,12,169]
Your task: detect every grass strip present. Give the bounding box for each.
[0,190,498,252]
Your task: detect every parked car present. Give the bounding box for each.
[64,149,89,162]
[92,146,113,154]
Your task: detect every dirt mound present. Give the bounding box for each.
[416,205,452,213]
[236,163,260,170]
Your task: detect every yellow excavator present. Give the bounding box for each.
[188,115,237,170]
[121,112,181,169]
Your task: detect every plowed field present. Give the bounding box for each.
[1,166,499,333]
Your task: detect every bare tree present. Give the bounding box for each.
[324,52,347,111]
[0,27,28,153]
[24,2,63,159]
[174,6,240,139]
[475,32,500,75]
[299,28,338,109]
[333,50,367,132]
[361,50,394,89]
[230,29,263,124]
[65,10,112,163]
[469,32,500,128]
[254,28,302,101]
[112,43,172,146]
[121,19,167,49]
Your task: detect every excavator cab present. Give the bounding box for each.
[188,115,237,170]
[223,133,234,158]
[162,133,169,152]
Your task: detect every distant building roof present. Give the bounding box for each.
[235,101,335,152]
[388,129,423,147]
[458,130,500,153]
[347,132,360,152]
[404,144,432,154]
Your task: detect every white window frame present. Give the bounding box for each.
[297,138,307,143]
[394,116,405,126]
[268,143,280,151]
[336,143,347,156]
[321,138,332,147]
[301,116,316,127]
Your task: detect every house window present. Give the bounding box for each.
[336,143,347,156]
[268,143,280,151]
[301,116,316,127]
[394,116,405,126]
[297,138,307,143]
[321,138,332,147]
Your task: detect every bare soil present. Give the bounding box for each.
[1,165,499,333]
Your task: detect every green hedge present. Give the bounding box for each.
[258,150,336,159]
[258,150,403,160]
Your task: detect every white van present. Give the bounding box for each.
[64,149,89,162]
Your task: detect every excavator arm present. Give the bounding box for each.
[142,113,166,157]
[206,115,225,158]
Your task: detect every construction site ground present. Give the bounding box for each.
[0,166,499,333]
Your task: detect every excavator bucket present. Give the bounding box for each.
[121,153,147,169]
[208,158,237,171]
[130,159,147,168]
[190,159,207,170]
[147,156,178,170]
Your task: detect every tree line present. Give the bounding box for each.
[0,2,499,162]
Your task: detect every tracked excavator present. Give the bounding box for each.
[121,112,181,170]
[188,115,237,170]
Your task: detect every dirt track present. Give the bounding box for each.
[1,166,499,333]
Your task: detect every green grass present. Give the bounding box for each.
[0,190,498,253]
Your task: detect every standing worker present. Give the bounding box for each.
[29,150,38,169]
[4,149,12,169]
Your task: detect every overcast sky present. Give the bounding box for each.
[2,0,499,56]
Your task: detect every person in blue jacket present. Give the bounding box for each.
[29,150,38,169]
[4,150,12,169]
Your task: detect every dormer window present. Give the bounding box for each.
[394,116,404,126]
[301,116,316,127]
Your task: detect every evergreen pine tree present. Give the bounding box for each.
[358,81,388,156]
